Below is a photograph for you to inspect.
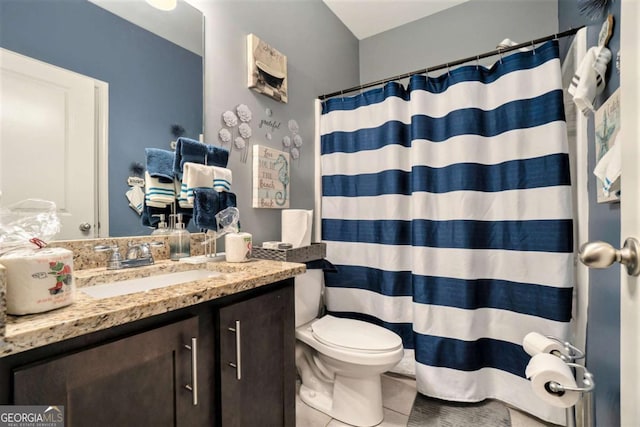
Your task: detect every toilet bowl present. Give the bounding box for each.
[295,314,404,427]
[294,269,404,426]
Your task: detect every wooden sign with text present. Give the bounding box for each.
[252,145,290,208]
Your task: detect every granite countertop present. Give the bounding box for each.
[1,258,305,358]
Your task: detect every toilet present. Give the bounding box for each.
[295,270,404,427]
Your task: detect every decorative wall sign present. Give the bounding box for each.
[247,34,288,103]
[252,145,290,208]
[594,88,620,203]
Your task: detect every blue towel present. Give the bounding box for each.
[173,137,229,179]
[193,189,237,230]
[145,148,175,183]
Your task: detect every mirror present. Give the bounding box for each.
[0,0,203,239]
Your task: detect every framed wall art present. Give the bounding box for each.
[594,88,621,203]
[252,144,290,208]
[247,34,288,103]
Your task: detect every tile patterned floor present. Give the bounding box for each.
[296,373,556,427]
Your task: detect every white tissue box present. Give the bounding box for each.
[0,247,76,315]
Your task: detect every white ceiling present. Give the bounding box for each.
[323,0,471,40]
[88,0,203,55]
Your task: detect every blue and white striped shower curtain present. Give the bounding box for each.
[318,41,573,424]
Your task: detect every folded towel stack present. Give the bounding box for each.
[179,162,233,208]
[145,171,175,208]
[173,137,230,179]
[193,189,237,230]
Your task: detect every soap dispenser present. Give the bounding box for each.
[151,214,170,236]
[169,213,191,260]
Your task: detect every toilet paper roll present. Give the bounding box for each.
[281,209,313,248]
[0,247,75,315]
[526,353,580,408]
[225,232,252,263]
[523,332,565,357]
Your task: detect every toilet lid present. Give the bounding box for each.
[311,315,402,352]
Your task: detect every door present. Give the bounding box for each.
[620,1,640,425]
[219,285,296,427]
[0,48,96,239]
[13,317,201,427]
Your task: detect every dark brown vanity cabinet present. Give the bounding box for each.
[12,316,210,427]
[1,279,295,427]
[218,284,295,427]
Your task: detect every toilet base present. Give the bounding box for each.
[299,373,384,427]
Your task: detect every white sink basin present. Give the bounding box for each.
[81,269,222,299]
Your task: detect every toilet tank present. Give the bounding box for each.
[294,269,324,327]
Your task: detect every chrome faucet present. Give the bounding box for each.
[94,242,162,270]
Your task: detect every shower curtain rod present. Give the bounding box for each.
[318,26,585,101]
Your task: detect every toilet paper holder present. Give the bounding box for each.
[543,335,585,362]
[537,337,596,427]
[544,362,595,395]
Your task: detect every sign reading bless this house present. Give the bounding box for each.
[252,145,290,209]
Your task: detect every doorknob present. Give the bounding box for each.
[578,237,640,276]
[79,222,92,232]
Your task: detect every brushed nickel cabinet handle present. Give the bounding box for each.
[228,321,242,380]
[184,337,198,405]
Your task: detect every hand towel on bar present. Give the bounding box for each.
[193,189,237,230]
[568,45,611,115]
[145,148,175,183]
[213,167,232,192]
[173,137,230,179]
[126,186,145,215]
[144,171,175,207]
[594,131,622,196]
[179,163,233,208]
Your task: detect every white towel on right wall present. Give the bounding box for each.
[568,45,612,115]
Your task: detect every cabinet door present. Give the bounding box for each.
[219,284,295,427]
[13,317,201,427]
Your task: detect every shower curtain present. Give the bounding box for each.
[318,41,573,425]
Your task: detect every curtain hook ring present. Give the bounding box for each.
[476,55,480,70]
[531,40,536,55]
[498,48,503,64]
[446,63,451,76]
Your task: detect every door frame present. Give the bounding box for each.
[619,0,639,425]
[95,80,109,238]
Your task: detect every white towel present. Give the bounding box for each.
[179,162,233,208]
[594,130,622,196]
[126,186,145,215]
[213,167,233,192]
[568,46,611,115]
[144,171,175,208]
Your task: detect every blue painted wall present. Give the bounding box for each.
[0,0,203,237]
[559,1,621,426]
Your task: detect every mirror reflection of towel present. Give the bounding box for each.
[173,137,229,179]
[568,46,611,115]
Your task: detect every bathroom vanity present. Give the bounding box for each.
[0,238,303,427]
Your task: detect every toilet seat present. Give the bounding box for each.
[296,316,404,366]
[311,315,402,353]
